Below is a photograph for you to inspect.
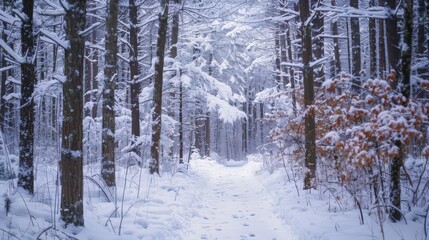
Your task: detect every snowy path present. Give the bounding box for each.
[182,160,297,240]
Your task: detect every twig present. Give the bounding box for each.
[0,228,21,239]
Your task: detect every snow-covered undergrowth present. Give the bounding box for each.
[252,154,427,240]
[0,161,201,240]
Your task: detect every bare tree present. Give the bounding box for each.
[61,0,87,227]
[129,0,141,151]
[299,0,316,190]
[150,0,169,174]
[350,0,361,91]
[102,0,119,187]
[18,0,35,194]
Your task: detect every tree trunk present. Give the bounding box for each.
[385,0,400,89]
[150,0,169,174]
[102,0,119,187]
[170,0,181,160]
[130,0,141,150]
[61,0,86,227]
[18,0,35,194]
[331,0,341,77]
[300,0,316,190]
[91,30,98,119]
[378,1,386,79]
[350,0,361,92]
[311,0,324,86]
[369,0,377,78]
[417,0,427,78]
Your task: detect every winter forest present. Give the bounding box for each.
[0,0,428,239]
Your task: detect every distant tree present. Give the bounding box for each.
[18,0,35,194]
[150,0,169,174]
[102,0,119,187]
[61,0,86,227]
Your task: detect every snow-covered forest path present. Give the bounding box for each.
[182,159,297,240]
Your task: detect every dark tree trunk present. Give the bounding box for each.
[300,0,316,190]
[378,0,386,78]
[91,30,98,119]
[102,0,119,187]
[311,0,324,86]
[385,0,400,89]
[331,0,341,77]
[0,1,10,132]
[18,0,35,194]
[61,0,86,227]
[369,0,377,78]
[130,0,141,149]
[417,0,427,78]
[150,0,169,174]
[350,0,361,91]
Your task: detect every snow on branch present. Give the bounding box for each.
[0,39,24,64]
[310,56,330,68]
[207,94,246,124]
[40,29,69,49]
[80,22,103,37]
[281,62,304,69]
[0,10,21,25]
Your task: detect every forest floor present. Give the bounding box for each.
[0,156,425,239]
[181,158,297,240]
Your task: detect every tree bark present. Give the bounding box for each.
[311,0,324,85]
[331,0,341,77]
[18,0,35,194]
[130,0,141,150]
[102,0,119,187]
[417,0,427,78]
[369,0,377,78]
[350,0,361,91]
[300,0,316,190]
[385,0,400,89]
[378,0,386,79]
[61,0,86,227]
[150,0,169,174]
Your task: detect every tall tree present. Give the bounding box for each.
[102,0,119,187]
[417,0,427,78]
[18,0,35,194]
[350,0,361,91]
[378,0,386,78]
[331,0,341,77]
[61,0,87,226]
[170,0,183,163]
[368,0,377,78]
[389,0,413,223]
[311,0,324,85]
[0,0,12,133]
[150,0,169,174]
[300,0,316,189]
[385,0,400,89]
[129,0,141,152]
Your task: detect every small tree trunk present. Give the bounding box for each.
[150,0,169,174]
[61,0,86,227]
[385,0,400,89]
[378,13,386,78]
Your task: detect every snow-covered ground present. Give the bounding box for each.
[0,156,426,239]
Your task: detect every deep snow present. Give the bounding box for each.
[0,156,426,239]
